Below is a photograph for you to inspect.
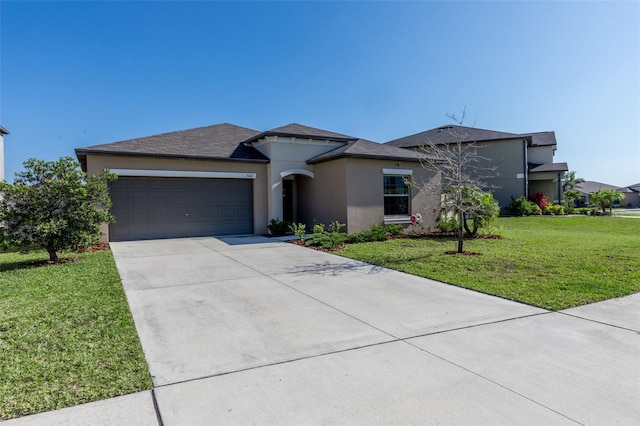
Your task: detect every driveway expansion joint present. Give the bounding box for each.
[557,311,640,334]
[401,338,585,425]
[151,338,399,389]
[150,389,164,426]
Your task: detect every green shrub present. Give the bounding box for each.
[304,232,347,250]
[544,204,566,215]
[268,218,291,235]
[328,221,346,233]
[289,223,306,240]
[510,196,542,216]
[574,207,591,215]
[384,223,404,236]
[312,222,325,234]
[346,224,389,243]
[436,216,459,232]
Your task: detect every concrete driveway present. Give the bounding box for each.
[5,236,639,425]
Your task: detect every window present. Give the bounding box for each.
[383,175,410,215]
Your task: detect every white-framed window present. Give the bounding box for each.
[383,174,411,216]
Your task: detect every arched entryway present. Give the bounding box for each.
[280,169,314,224]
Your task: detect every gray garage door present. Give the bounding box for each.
[109,177,253,241]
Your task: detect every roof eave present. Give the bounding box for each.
[307,153,430,165]
[245,131,356,145]
[74,150,270,164]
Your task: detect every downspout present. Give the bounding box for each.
[523,139,528,198]
[558,172,563,204]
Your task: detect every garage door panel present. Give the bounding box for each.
[109,177,253,241]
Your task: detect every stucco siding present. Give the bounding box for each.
[298,159,348,228]
[343,159,439,233]
[529,180,557,203]
[485,177,526,212]
[471,139,526,213]
[528,145,555,164]
[84,154,269,240]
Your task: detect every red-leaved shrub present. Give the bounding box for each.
[528,192,549,211]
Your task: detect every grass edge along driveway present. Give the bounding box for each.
[339,216,640,311]
[0,249,152,421]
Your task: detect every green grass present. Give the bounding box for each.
[339,216,640,310]
[0,249,152,421]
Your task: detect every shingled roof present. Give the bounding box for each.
[574,181,620,194]
[307,139,432,164]
[244,123,356,144]
[528,162,568,173]
[386,125,523,148]
[386,125,557,148]
[525,131,557,147]
[75,123,269,164]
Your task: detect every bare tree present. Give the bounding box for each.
[418,109,498,253]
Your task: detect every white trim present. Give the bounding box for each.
[383,168,413,175]
[251,136,345,148]
[280,168,315,178]
[107,169,257,179]
[383,216,412,224]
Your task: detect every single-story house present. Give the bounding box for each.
[385,125,568,214]
[76,123,440,242]
[617,183,640,208]
[574,181,640,208]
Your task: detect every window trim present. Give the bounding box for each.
[383,172,412,218]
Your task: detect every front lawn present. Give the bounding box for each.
[339,216,640,310]
[0,249,152,421]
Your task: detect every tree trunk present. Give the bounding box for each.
[47,247,58,262]
[457,210,464,253]
[463,216,478,237]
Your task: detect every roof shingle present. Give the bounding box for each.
[528,162,568,173]
[75,123,268,162]
[244,123,356,144]
[386,125,557,148]
[307,139,432,164]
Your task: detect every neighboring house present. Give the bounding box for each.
[75,123,440,242]
[0,126,9,182]
[385,125,568,214]
[573,181,640,208]
[619,183,640,208]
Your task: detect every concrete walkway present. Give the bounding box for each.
[4,237,639,425]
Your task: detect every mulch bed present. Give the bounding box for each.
[287,231,501,254]
[25,243,112,267]
[445,250,482,256]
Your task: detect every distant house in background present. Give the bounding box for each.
[617,183,640,208]
[573,180,618,207]
[573,181,632,207]
[385,126,568,214]
[0,126,9,182]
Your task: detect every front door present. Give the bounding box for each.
[283,179,294,223]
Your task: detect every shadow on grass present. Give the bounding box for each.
[0,254,79,272]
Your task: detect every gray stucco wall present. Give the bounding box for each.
[296,158,440,234]
[297,159,348,228]
[344,158,439,233]
[477,139,527,212]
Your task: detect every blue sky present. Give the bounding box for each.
[1,1,638,187]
